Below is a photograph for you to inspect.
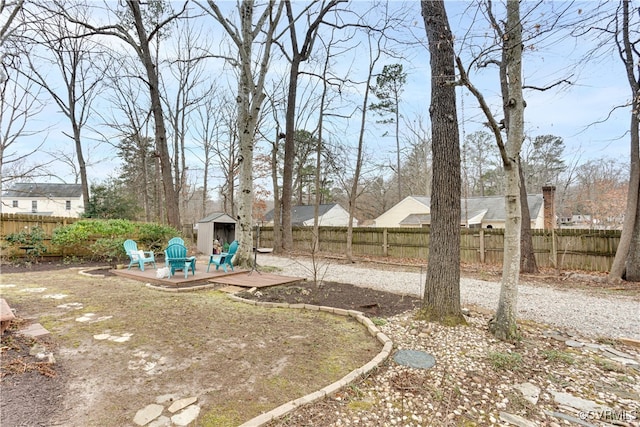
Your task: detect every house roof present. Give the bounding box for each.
[398,208,488,226]
[2,183,82,198]
[264,203,339,225]
[399,194,543,224]
[197,212,236,224]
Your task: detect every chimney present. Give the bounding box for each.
[542,186,556,230]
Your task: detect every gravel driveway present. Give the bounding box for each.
[258,254,640,340]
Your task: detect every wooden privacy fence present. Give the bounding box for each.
[1,213,83,258]
[1,214,621,273]
[258,226,621,273]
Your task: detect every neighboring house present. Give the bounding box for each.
[1,183,84,217]
[374,193,550,229]
[263,203,357,227]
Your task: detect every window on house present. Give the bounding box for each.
[32,200,37,213]
[66,201,71,210]
[12,200,18,208]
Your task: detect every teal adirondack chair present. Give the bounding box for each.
[167,237,185,246]
[123,239,156,271]
[164,243,196,279]
[207,240,238,273]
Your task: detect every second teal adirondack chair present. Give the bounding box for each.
[164,243,196,279]
[123,239,156,271]
[207,240,238,273]
[167,237,185,246]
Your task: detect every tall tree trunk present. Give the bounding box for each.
[418,0,465,325]
[609,0,640,282]
[347,30,382,262]
[279,1,341,253]
[271,129,282,254]
[128,0,180,228]
[489,0,524,341]
[71,121,90,209]
[519,160,538,273]
[280,57,301,253]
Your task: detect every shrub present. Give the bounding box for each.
[51,219,180,263]
[5,226,47,262]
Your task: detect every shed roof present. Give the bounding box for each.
[3,183,82,198]
[198,212,236,224]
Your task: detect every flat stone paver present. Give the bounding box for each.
[393,349,436,369]
[133,403,164,426]
[170,405,200,426]
[17,323,50,338]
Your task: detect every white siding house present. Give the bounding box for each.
[1,183,84,217]
[374,194,547,229]
[263,203,357,227]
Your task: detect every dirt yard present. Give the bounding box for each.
[1,258,638,427]
[0,261,384,427]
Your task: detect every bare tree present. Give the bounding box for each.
[276,0,343,253]
[62,0,187,228]
[24,2,105,209]
[343,26,384,262]
[418,0,465,325]
[399,115,432,197]
[0,0,24,85]
[599,1,640,282]
[491,0,526,340]
[0,58,48,193]
[199,0,284,267]
[193,85,233,220]
[161,16,210,223]
[100,54,158,221]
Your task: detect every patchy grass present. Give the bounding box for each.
[1,269,380,426]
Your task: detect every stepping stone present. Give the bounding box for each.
[76,313,97,322]
[18,323,50,338]
[171,405,200,426]
[168,396,197,413]
[108,335,132,343]
[76,313,112,323]
[393,349,436,369]
[21,288,47,293]
[43,294,67,299]
[601,347,635,359]
[57,302,83,310]
[565,340,584,348]
[513,382,540,405]
[499,412,537,427]
[148,415,171,427]
[550,391,609,414]
[133,404,164,426]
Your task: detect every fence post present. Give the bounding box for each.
[479,229,485,263]
[383,228,388,257]
[550,228,557,268]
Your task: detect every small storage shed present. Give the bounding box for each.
[196,212,236,256]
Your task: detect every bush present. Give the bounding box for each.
[5,226,47,263]
[51,219,180,263]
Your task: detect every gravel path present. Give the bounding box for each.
[258,254,640,340]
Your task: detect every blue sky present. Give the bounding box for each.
[2,0,633,188]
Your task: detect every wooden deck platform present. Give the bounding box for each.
[112,264,304,292]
